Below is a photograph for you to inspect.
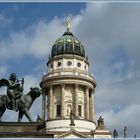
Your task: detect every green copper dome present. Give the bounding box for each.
[51,31,85,58]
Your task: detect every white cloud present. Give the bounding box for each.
[29,17,65,58]
[23,75,39,93]
[0,2,140,137]
[70,3,140,137]
[97,104,140,137]
[0,16,65,61]
[70,3,140,76]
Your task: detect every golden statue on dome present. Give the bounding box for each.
[66,17,71,31]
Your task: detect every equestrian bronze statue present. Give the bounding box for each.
[0,73,42,122]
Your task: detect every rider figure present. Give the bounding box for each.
[7,73,24,111]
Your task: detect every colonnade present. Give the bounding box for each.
[42,84,95,122]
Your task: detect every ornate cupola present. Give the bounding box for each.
[40,18,97,133]
[51,17,85,58]
[51,30,85,58]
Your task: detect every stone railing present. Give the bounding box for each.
[44,68,95,82]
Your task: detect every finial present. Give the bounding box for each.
[66,17,71,31]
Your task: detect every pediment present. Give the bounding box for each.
[57,129,89,138]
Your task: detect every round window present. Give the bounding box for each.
[57,62,61,67]
[85,65,86,70]
[67,61,72,66]
[51,64,53,69]
[77,62,81,67]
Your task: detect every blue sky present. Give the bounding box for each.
[0,2,140,138]
[0,3,85,76]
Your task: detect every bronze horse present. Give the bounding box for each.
[0,87,41,122]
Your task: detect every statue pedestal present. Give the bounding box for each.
[70,123,75,126]
[94,127,112,138]
[94,116,112,138]
[0,122,53,138]
[70,123,75,131]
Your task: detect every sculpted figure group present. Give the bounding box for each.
[0,73,41,122]
[6,73,24,111]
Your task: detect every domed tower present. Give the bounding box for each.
[40,18,97,135]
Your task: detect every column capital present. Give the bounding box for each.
[89,88,95,94]
[61,83,65,88]
[92,88,95,93]
[75,83,79,88]
[85,86,90,91]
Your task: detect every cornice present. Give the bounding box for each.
[47,54,89,66]
[40,75,96,89]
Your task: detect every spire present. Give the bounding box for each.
[66,17,71,31]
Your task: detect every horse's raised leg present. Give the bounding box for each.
[0,107,6,122]
[18,109,23,122]
[24,108,33,122]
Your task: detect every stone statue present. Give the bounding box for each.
[70,110,75,125]
[0,87,41,122]
[98,116,104,126]
[0,74,41,122]
[124,126,128,138]
[97,116,106,129]
[7,73,24,111]
[113,129,118,138]
[0,73,24,111]
[66,17,71,31]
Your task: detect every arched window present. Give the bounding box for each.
[78,105,82,117]
[67,104,72,116]
[74,40,80,55]
[65,40,73,54]
[56,105,61,117]
[57,40,64,55]
[51,45,57,57]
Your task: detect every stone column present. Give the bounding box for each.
[48,85,53,119]
[92,90,96,122]
[85,86,89,120]
[42,90,46,120]
[61,84,65,118]
[89,92,92,121]
[47,90,50,119]
[89,90,95,122]
[74,84,78,117]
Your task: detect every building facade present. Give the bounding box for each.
[40,20,112,138]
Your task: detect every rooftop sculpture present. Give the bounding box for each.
[66,17,71,31]
[96,116,106,130]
